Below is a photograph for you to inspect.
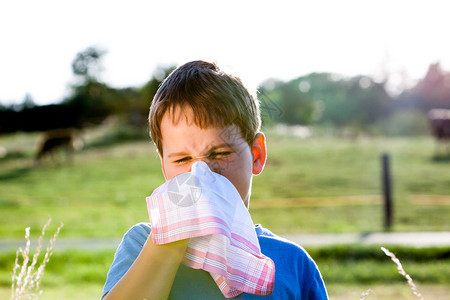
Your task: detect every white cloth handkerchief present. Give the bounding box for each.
[146,161,275,298]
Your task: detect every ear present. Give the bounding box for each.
[252,132,267,175]
[158,150,168,180]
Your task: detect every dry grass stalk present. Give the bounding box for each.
[11,219,63,300]
[359,289,371,299]
[381,247,423,299]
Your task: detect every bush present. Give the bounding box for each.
[378,110,430,136]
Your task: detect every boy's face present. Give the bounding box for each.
[158,106,266,208]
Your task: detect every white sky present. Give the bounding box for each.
[0,0,449,105]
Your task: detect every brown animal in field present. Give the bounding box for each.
[35,128,83,163]
[427,109,450,157]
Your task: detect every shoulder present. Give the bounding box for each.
[255,225,322,282]
[255,224,328,299]
[123,222,152,242]
[113,223,152,256]
[255,224,313,260]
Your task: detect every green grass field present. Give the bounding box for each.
[1,131,449,238]
[1,246,449,299]
[3,284,450,300]
[1,130,449,298]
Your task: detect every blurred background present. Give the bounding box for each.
[1,0,449,299]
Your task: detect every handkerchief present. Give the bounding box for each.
[146,161,275,298]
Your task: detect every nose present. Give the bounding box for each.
[189,162,219,186]
[189,157,221,175]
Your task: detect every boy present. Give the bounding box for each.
[102,60,328,299]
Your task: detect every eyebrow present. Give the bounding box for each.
[167,143,232,158]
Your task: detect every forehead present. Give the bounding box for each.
[160,108,246,150]
[162,103,227,131]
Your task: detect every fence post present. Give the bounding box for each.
[382,153,393,231]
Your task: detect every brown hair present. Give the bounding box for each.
[149,60,261,154]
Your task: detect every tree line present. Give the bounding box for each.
[259,62,450,136]
[1,47,449,136]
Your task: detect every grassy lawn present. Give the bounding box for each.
[1,131,449,238]
[1,130,449,299]
[0,246,448,299]
[251,133,450,233]
[2,284,450,300]
[326,284,450,300]
[2,246,448,286]
[0,284,103,300]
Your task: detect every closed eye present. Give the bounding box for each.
[208,151,233,160]
[172,151,233,164]
[173,157,193,165]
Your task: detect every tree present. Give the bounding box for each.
[258,72,393,132]
[71,46,106,83]
[278,82,315,125]
[413,62,450,110]
[64,47,113,125]
[22,93,36,109]
[392,62,450,121]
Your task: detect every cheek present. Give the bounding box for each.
[222,155,252,190]
[163,163,190,181]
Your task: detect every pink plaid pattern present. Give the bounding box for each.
[146,161,275,298]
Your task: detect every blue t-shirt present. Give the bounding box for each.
[102,223,328,299]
